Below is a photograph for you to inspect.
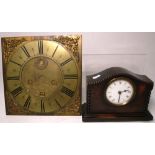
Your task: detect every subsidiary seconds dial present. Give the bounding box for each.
[106,78,135,106]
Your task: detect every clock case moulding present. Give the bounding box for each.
[82,67,154,122]
[1,35,82,115]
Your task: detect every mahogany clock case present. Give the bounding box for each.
[1,35,82,115]
[82,67,154,122]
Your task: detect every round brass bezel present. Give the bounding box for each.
[105,77,136,106]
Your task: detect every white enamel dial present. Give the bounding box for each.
[106,78,134,106]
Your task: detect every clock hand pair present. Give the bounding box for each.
[118,89,130,103]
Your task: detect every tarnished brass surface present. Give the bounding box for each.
[1,35,82,115]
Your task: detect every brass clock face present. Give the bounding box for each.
[2,36,82,115]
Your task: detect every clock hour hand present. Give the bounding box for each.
[122,90,130,93]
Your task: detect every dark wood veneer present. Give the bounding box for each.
[82,67,154,122]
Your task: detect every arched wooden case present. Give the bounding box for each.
[82,67,154,122]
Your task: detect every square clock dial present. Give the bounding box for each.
[1,35,82,115]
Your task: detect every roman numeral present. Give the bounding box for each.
[11,86,22,97]
[24,96,31,109]
[7,76,19,80]
[38,40,43,54]
[55,99,62,108]
[61,86,74,97]
[21,46,30,58]
[52,45,59,57]
[41,99,45,113]
[64,74,78,79]
[60,58,72,66]
[10,60,22,67]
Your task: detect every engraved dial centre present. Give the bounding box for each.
[21,56,62,98]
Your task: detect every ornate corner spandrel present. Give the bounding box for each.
[52,35,81,63]
[1,37,27,63]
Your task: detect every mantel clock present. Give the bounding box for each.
[82,67,154,122]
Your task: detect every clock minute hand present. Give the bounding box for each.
[118,91,121,103]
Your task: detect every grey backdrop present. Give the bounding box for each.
[0,32,155,122]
